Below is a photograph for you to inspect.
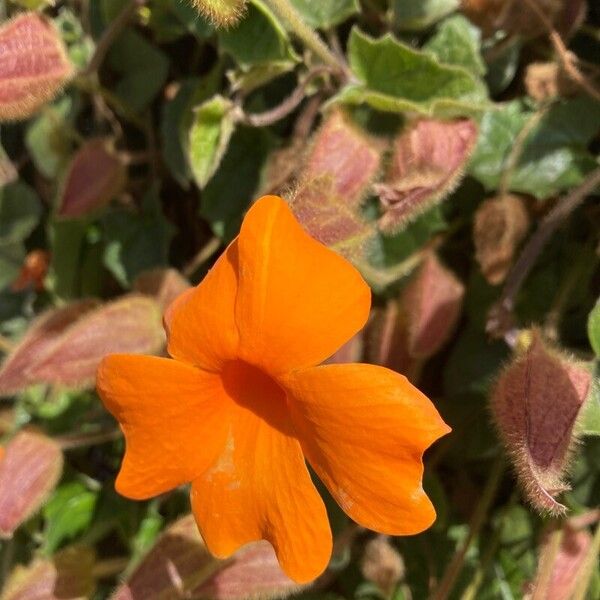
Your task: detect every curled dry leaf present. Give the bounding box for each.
[0,13,73,122]
[0,430,63,538]
[527,521,592,600]
[112,513,301,600]
[473,194,529,286]
[133,268,192,309]
[0,295,164,395]
[375,119,477,234]
[27,295,165,389]
[490,332,592,515]
[58,139,126,218]
[193,0,247,28]
[0,300,100,396]
[1,546,95,600]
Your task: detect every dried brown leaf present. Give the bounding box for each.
[0,13,73,122]
[0,430,63,538]
[375,119,477,233]
[474,194,530,285]
[490,332,592,515]
[58,139,126,218]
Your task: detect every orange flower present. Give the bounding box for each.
[97,195,450,583]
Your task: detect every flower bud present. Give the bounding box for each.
[192,0,247,28]
[361,536,405,597]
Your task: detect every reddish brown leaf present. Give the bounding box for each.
[58,139,126,218]
[375,119,477,233]
[27,295,165,389]
[113,514,303,600]
[303,109,382,208]
[194,540,303,600]
[1,546,95,600]
[0,430,63,538]
[528,521,593,600]
[490,333,592,515]
[133,268,192,310]
[111,514,217,600]
[0,13,73,122]
[401,253,465,359]
[473,195,529,285]
[0,300,100,397]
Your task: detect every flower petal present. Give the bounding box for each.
[97,355,232,499]
[164,241,239,371]
[235,195,371,374]
[190,400,332,583]
[282,364,451,535]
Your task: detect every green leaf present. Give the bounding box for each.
[0,182,42,244]
[102,186,174,287]
[337,28,488,118]
[424,15,486,76]
[42,481,98,554]
[0,243,25,291]
[25,97,74,178]
[469,97,600,199]
[290,0,359,29]
[589,300,600,357]
[392,0,460,30]
[200,126,272,240]
[188,95,236,189]
[580,362,600,436]
[107,29,169,113]
[218,0,298,67]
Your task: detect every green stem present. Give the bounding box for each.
[431,456,505,600]
[263,0,346,73]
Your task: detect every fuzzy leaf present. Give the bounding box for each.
[218,0,297,67]
[392,0,459,30]
[26,295,165,389]
[490,333,592,515]
[189,95,236,189]
[0,431,63,537]
[0,13,73,122]
[58,139,126,218]
[375,118,477,233]
[1,546,95,600]
[290,0,359,29]
[0,300,99,396]
[0,181,42,245]
[337,28,488,118]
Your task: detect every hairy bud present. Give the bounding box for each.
[192,0,247,28]
[361,536,405,597]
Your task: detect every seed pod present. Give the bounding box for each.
[490,332,592,515]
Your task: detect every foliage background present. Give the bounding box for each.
[0,0,599,598]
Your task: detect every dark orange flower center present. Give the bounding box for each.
[221,360,291,432]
